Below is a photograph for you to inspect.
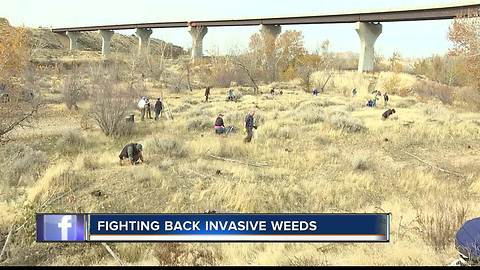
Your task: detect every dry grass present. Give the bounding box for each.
[416,202,469,251]
[1,67,480,266]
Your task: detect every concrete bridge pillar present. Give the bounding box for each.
[189,26,208,60]
[356,22,382,73]
[260,24,282,39]
[99,30,114,56]
[135,28,153,56]
[66,31,80,51]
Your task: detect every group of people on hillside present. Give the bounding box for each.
[125,84,398,167]
[120,109,258,166]
[362,90,396,120]
[270,88,283,96]
[367,90,389,108]
[214,110,257,143]
[205,86,238,102]
[137,96,164,121]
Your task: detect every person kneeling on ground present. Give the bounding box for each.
[227,88,236,101]
[119,143,144,166]
[382,108,396,120]
[214,113,226,134]
[214,114,234,134]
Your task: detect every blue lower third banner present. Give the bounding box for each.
[37,213,390,242]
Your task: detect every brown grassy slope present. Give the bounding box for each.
[29,28,184,57]
[1,72,479,266]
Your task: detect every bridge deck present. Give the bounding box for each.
[51,4,480,33]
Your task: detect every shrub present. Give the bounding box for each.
[184,97,199,105]
[146,137,188,158]
[313,135,331,145]
[253,113,265,127]
[74,154,100,171]
[455,86,480,110]
[412,80,454,105]
[298,110,326,124]
[158,159,174,170]
[276,127,293,139]
[51,167,85,192]
[62,69,85,110]
[381,73,402,95]
[350,154,370,171]
[326,146,340,158]
[55,130,87,155]
[116,121,135,137]
[423,104,449,117]
[296,99,338,111]
[172,103,191,113]
[328,111,366,133]
[224,111,246,124]
[395,98,417,108]
[416,202,469,251]
[262,124,297,140]
[89,79,130,137]
[187,117,212,132]
[215,142,249,158]
[0,143,48,186]
[190,105,214,118]
[345,100,365,112]
[378,72,417,96]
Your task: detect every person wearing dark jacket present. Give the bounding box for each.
[244,110,257,143]
[145,98,153,119]
[384,92,389,107]
[382,108,396,120]
[154,98,163,120]
[205,86,211,102]
[214,114,226,134]
[119,143,144,165]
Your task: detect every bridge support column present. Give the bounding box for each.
[356,22,382,73]
[66,31,80,51]
[99,30,114,56]
[189,26,208,61]
[260,24,281,39]
[135,28,153,56]
[260,24,281,81]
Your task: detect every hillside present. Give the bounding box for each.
[30,28,184,57]
[0,18,185,61]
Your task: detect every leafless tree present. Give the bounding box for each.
[63,63,85,110]
[228,52,259,94]
[89,76,131,137]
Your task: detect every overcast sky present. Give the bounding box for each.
[2,0,479,58]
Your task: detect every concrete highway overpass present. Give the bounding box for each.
[51,2,480,72]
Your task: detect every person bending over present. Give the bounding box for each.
[119,143,144,165]
[382,108,396,120]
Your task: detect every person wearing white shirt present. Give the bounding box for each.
[138,97,146,121]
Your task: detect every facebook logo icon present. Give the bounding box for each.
[36,214,86,242]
